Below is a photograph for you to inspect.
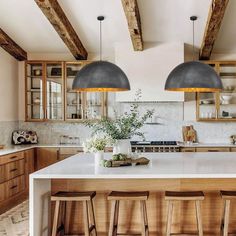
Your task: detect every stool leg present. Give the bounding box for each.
[88,199,97,236]
[166,201,173,236]
[143,201,149,236]
[195,200,203,236]
[83,201,90,236]
[140,200,148,236]
[223,200,230,236]
[108,200,117,236]
[52,200,60,236]
[114,200,119,235]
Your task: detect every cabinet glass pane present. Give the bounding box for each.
[26,63,44,120]
[65,63,84,120]
[46,63,63,120]
[219,64,236,119]
[198,93,216,119]
[85,92,105,119]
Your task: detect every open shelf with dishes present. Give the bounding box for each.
[25,61,108,122]
[197,61,236,121]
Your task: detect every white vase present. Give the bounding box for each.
[94,151,104,167]
[113,139,131,155]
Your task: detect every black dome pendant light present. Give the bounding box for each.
[72,16,130,92]
[165,16,223,92]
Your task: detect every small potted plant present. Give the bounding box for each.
[85,90,154,154]
[82,135,113,166]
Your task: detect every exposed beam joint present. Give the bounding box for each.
[121,0,143,51]
[199,0,229,60]
[35,0,88,60]
[0,28,27,61]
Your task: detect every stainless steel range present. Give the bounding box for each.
[131,141,180,152]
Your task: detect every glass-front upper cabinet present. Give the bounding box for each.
[45,62,64,120]
[65,62,107,121]
[26,62,44,121]
[218,63,236,120]
[196,61,236,121]
[26,61,108,122]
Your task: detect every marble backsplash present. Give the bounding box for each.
[16,102,236,144]
[0,121,19,146]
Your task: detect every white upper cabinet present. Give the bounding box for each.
[115,42,184,102]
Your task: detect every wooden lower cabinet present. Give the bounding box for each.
[58,147,83,160]
[36,148,59,170]
[180,147,196,152]
[0,150,32,214]
[196,147,230,152]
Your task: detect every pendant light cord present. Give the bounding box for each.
[99,19,102,61]
[192,18,195,61]
[190,16,197,61]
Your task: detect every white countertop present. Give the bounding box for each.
[0,144,83,156]
[179,142,236,147]
[30,152,236,179]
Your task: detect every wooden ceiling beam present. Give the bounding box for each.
[121,0,143,51]
[35,0,88,60]
[0,28,27,61]
[199,0,229,60]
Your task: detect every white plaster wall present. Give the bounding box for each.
[115,42,185,102]
[0,47,19,121]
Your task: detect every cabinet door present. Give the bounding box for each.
[36,148,59,170]
[25,149,35,187]
[45,62,64,121]
[26,62,45,121]
[196,147,230,152]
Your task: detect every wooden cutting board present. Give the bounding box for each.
[108,157,150,167]
[182,125,197,142]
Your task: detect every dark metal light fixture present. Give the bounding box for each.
[72,16,130,92]
[165,16,223,92]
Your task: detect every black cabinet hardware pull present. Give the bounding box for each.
[10,156,17,159]
[10,168,17,172]
[10,185,17,189]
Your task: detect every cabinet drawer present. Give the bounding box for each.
[0,175,25,202]
[0,159,25,184]
[230,147,236,152]
[196,147,230,152]
[4,175,25,199]
[0,151,24,165]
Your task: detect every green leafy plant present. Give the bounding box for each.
[84,90,154,140]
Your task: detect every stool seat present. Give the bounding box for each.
[221,190,236,199]
[108,191,149,201]
[165,191,204,201]
[51,191,96,201]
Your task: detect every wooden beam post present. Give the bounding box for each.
[35,0,88,60]
[0,28,27,61]
[121,0,143,51]
[199,0,229,60]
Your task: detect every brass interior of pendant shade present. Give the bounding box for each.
[73,87,130,92]
[166,87,222,92]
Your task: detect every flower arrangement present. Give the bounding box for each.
[84,90,154,140]
[82,135,113,153]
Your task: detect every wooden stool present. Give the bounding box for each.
[107,191,149,236]
[165,191,205,236]
[51,191,97,236]
[220,190,236,236]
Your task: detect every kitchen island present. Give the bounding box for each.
[30,152,236,236]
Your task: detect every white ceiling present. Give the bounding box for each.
[0,0,234,56]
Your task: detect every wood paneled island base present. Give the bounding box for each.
[51,178,236,235]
